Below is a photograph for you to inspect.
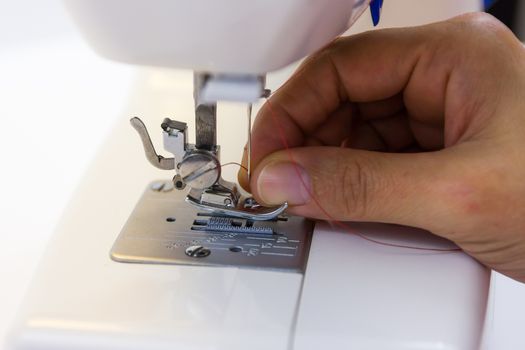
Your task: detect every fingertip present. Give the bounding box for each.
[236,144,250,190]
[253,159,312,207]
[237,167,250,192]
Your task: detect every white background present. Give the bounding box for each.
[0,1,524,349]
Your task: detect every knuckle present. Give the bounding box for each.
[455,12,498,28]
[326,36,349,54]
[337,156,379,220]
[453,12,511,40]
[456,11,494,24]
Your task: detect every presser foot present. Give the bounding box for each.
[185,194,288,221]
[185,183,288,221]
[131,116,286,221]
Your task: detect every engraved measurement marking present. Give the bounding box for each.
[260,252,294,257]
[209,247,229,251]
[276,237,288,244]
[165,233,238,240]
[273,245,297,250]
[247,248,260,256]
[246,236,275,241]
[165,243,182,249]
[204,242,234,246]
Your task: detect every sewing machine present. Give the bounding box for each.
[7,1,490,349]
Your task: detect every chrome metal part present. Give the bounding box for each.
[200,190,236,208]
[262,88,272,98]
[178,151,221,190]
[111,182,313,272]
[200,217,275,235]
[130,117,175,170]
[191,178,240,208]
[172,174,186,190]
[131,77,286,221]
[186,195,288,221]
[194,73,217,150]
[131,116,287,220]
[185,245,211,258]
[161,118,187,166]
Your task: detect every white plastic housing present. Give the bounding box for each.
[6,70,489,349]
[63,0,370,74]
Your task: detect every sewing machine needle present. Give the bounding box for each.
[247,104,252,182]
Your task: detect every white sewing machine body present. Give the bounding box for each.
[63,0,368,74]
[7,70,489,349]
[8,0,491,349]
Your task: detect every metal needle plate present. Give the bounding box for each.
[111,181,314,273]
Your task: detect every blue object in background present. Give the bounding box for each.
[370,0,495,27]
[369,0,383,26]
[484,0,496,9]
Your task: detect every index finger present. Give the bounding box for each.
[246,26,427,176]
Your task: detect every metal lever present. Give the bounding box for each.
[130,117,175,170]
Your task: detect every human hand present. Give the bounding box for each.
[238,13,525,282]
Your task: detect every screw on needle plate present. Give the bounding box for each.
[185,245,211,258]
[150,181,165,192]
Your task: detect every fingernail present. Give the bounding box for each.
[256,161,311,205]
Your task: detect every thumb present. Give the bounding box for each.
[251,147,458,233]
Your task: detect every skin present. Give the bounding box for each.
[238,13,525,283]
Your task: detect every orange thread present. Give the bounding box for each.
[221,161,248,172]
[264,97,461,252]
